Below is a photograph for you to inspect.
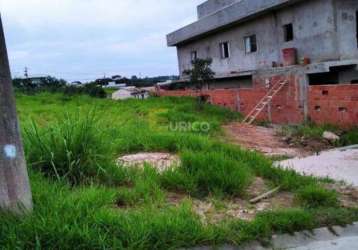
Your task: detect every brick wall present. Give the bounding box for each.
[308,84,358,128]
[158,79,358,128]
[159,74,305,124]
[238,74,304,124]
[158,89,240,111]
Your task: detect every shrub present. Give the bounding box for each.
[63,83,107,98]
[296,185,339,208]
[340,127,358,146]
[254,209,315,234]
[23,111,122,185]
[280,123,338,140]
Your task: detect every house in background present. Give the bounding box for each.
[161,0,358,127]
[14,76,51,87]
[112,86,150,100]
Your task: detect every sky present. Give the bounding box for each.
[0,0,203,82]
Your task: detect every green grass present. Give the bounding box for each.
[280,123,338,140]
[0,92,356,249]
[296,185,339,209]
[161,151,252,197]
[23,111,124,185]
[104,87,119,95]
[280,122,358,147]
[340,127,358,146]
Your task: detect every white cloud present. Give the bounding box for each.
[0,0,204,80]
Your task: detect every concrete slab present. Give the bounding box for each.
[184,223,358,250]
[271,223,358,250]
[275,146,358,187]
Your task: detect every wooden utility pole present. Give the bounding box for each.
[0,15,32,212]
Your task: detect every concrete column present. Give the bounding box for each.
[299,72,309,123]
[0,15,32,213]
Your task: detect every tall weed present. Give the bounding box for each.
[23,111,122,185]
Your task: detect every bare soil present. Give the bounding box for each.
[166,177,295,224]
[117,152,180,172]
[222,123,310,157]
[325,183,358,208]
[165,179,358,224]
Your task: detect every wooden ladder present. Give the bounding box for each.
[242,80,289,125]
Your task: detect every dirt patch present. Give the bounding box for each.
[166,177,295,224]
[325,183,358,208]
[117,152,180,172]
[246,177,269,199]
[223,123,308,157]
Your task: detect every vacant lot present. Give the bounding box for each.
[0,92,357,249]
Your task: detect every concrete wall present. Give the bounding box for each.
[177,13,280,76]
[177,0,358,78]
[167,0,304,46]
[197,0,239,19]
[335,0,358,60]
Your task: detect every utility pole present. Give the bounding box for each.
[24,67,28,78]
[0,15,32,213]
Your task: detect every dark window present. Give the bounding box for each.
[244,35,257,53]
[339,107,348,112]
[208,75,253,90]
[191,51,197,61]
[283,23,294,42]
[220,42,230,59]
[308,72,339,85]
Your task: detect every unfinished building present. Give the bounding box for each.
[160,0,358,127]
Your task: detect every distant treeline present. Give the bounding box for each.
[13,76,107,98]
[12,74,179,98]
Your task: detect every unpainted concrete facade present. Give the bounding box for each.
[168,0,358,78]
[197,0,239,19]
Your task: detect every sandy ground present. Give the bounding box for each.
[277,146,358,186]
[223,123,308,157]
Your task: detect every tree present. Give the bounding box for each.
[183,58,215,90]
[0,15,32,213]
[183,58,215,108]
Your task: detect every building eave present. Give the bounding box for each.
[167,0,304,47]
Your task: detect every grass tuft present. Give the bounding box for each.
[23,111,123,185]
[340,127,358,146]
[161,151,252,197]
[296,185,339,208]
